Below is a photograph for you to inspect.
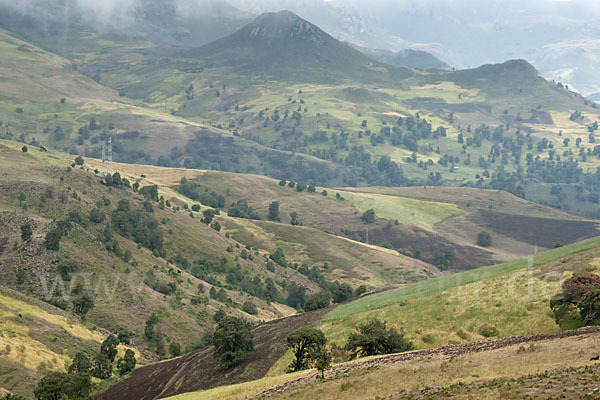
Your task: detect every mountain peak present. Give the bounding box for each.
[243,10,328,44]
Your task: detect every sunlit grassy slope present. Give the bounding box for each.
[324,236,600,322]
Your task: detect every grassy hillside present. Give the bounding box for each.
[0,286,136,397]
[148,238,600,400]
[320,237,600,347]
[180,327,600,400]
[85,158,599,272]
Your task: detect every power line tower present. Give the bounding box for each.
[106,136,113,175]
[101,137,113,176]
[101,141,106,176]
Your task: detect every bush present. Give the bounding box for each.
[242,301,258,315]
[345,319,412,358]
[478,324,497,337]
[477,231,492,247]
[361,209,375,224]
[213,316,254,369]
[169,342,181,357]
[20,222,32,241]
[435,245,456,270]
[44,227,62,251]
[304,291,330,311]
[213,309,226,323]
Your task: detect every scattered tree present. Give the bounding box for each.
[100,335,120,362]
[213,316,254,369]
[20,222,32,242]
[345,319,412,358]
[117,349,137,375]
[169,342,181,358]
[361,209,375,224]
[315,347,332,379]
[242,301,258,315]
[286,327,327,372]
[268,201,280,221]
[477,231,492,247]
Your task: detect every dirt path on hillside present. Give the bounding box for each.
[253,326,600,398]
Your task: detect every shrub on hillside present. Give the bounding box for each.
[550,272,600,329]
[477,231,492,247]
[213,316,254,369]
[345,319,412,358]
[304,291,330,311]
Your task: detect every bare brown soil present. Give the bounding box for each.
[99,306,334,400]
[477,209,599,248]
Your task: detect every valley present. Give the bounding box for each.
[0,1,599,399]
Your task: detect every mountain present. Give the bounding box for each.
[354,45,451,70]
[330,0,600,95]
[186,10,410,83]
[531,39,600,97]
[228,0,410,51]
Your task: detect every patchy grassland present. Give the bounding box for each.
[323,236,600,322]
[333,189,464,231]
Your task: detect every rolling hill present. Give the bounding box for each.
[102,235,600,400]
[355,45,451,70]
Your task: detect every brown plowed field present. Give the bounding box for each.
[478,209,600,247]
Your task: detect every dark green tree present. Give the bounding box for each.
[100,335,120,362]
[68,352,91,375]
[477,231,492,247]
[144,313,159,340]
[202,209,216,224]
[44,227,62,251]
[20,222,32,242]
[315,347,332,379]
[331,282,354,303]
[290,211,301,226]
[304,291,330,311]
[435,245,456,270]
[117,349,137,375]
[92,353,112,379]
[169,342,181,357]
[268,201,280,221]
[286,282,306,309]
[242,301,258,315]
[345,319,412,358]
[361,209,375,224]
[213,309,226,323]
[213,316,254,369]
[21,145,28,153]
[34,371,92,400]
[72,293,94,320]
[286,327,327,372]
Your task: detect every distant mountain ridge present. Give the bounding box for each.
[352,44,451,70]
